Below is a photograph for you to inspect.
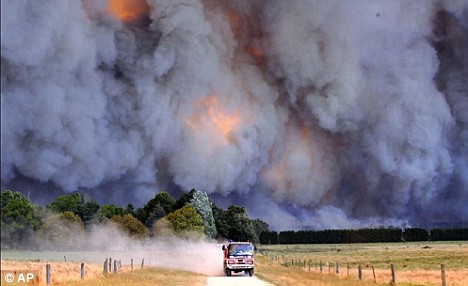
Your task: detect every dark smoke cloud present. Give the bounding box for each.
[2,0,467,230]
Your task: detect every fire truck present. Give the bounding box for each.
[222,241,255,276]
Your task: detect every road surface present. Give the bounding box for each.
[206,273,271,286]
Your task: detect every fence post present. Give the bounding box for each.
[304,260,306,269]
[328,262,331,273]
[320,261,323,273]
[347,262,349,276]
[391,264,396,284]
[441,264,446,286]
[358,264,362,280]
[64,256,67,263]
[104,259,108,274]
[141,258,144,269]
[336,262,339,274]
[372,265,376,283]
[46,264,51,286]
[308,260,311,271]
[81,263,85,280]
[109,258,111,273]
[114,260,117,274]
[131,259,134,271]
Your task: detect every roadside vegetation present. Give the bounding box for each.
[57,267,206,286]
[258,242,468,271]
[256,242,468,286]
[1,189,268,250]
[255,254,382,286]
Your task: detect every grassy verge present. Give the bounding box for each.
[255,242,468,286]
[255,254,386,286]
[258,241,468,270]
[59,267,206,286]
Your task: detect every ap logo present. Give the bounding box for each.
[4,273,15,282]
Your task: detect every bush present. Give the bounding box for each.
[164,205,205,237]
[36,211,84,250]
[111,214,149,239]
[1,190,41,249]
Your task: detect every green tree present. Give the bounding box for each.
[252,219,269,243]
[36,211,84,250]
[99,204,125,219]
[1,190,41,249]
[189,189,217,239]
[81,200,100,223]
[173,189,197,210]
[46,193,99,224]
[213,205,229,239]
[111,214,149,239]
[47,193,82,214]
[135,191,176,228]
[225,205,256,242]
[125,203,135,216]
[164,205,205,236]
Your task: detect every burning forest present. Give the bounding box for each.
[1,0,468,230]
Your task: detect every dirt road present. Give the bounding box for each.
[206,273,271,286]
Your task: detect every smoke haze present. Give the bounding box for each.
[2,0,467,230]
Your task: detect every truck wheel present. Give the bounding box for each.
[226,270,231,277]
[248,270,253,276]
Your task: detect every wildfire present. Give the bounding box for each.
[107,0,150,22]
[186,96,242,143]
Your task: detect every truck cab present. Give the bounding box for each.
[222,241,254,276]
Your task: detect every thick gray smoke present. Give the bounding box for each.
[2,0,467,230]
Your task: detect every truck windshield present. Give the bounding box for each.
[228,244,254,256]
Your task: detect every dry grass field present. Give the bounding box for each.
[2,241,466,285]
[256,241,468,286]
[0,260,206,286]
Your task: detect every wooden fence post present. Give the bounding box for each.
[64,256,67,263]
[358,264,362,280]
[103,259,108,274]
[113,260,117,274]
[336,262,339,274]
[131,259,133,271]
[372,265,376,283]
[141,258,144,269]
[308,260,311,271]
[391,264,396,284]
[320,261,323,273]
[46,264,51,286]
[81,263,84,280]
[328,262,331,273]
[303,260,306,269]
[108,258,111,273]
[441,264,446,286]
[347,262,349,276]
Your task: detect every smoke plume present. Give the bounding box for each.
[2,0,467,230]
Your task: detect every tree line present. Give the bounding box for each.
[259,227,468,244]
[1,189,269,249]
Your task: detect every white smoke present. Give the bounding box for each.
[1,0,467,230]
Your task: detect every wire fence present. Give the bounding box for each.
[259,250,464,286]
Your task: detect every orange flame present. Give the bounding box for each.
[205,97,241,136]
[107,0,150,22]
[186,96,242,143]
